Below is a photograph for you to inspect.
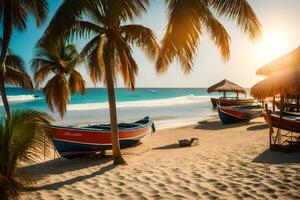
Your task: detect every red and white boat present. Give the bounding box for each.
[50,117,155,159]
[263,112,300,133]
[211,97,255,107]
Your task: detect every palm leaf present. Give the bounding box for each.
[157,0,203,74]
[0,109,53,200]
[120,24,159,61]
[69,70,86,95]
[5,55,33,90]
[43,74,70,118]
[81,35,105,85]
[115,38,138,90]
[32,62,54,89]
[208,0,261,40]
[22,0,48,26]
[201,6,231,60]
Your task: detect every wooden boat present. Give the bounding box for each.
[217,105,263,125]
[211,97,255,107]
[263,112,300,133]
[274,101,300,112]
[50,117,155,159]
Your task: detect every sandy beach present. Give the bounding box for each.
[21,116,300,200]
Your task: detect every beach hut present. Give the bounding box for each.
[256,46,300,112]
[207,79,254,107]
[251,48,300,152]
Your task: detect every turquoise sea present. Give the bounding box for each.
[1,88,249,128]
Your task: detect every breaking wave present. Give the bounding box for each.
[0,95,41,105]
[67,95,210,111]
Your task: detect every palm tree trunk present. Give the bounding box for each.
[0,77,10,118]
[0,1,13,119]
[105,44,126,165]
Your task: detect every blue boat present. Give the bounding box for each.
[218,105,263,125]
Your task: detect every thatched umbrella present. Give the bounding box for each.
[256,46,300,76]
[251,68,300,99]
[251,68,300,112]
[207,79,246,98]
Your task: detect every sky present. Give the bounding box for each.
[8,0,300,88]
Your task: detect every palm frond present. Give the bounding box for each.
[32,62,54,89]
[201,6,231,60]
[97,0,149,24]
[120,24,159,61]
[43,74,70,118]
[157,0,203,74]
[0,109,53,200]
[69,70,86,95]
[208,0,261,40]
[81,35,105,85]
[22,0,48,26]
[5,54,33,89]
[65,21,104,41]
[115,38,138,90]
[11,1,27,31]
[40,0,92,42]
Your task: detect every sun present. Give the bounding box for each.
[257,30,289,64]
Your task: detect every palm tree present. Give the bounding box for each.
[40,0,159,164]
[32,39,86,118]
[156,0,261,73]
[0,0,48,118]
[0,109,53,200]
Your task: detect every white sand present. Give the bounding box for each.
[22,117,300,200]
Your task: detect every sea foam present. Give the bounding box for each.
[67,95,210,111]
[0,95,40,105]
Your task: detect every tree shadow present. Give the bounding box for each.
[247,123,268,131]
[195,120,257,131]
[152,143,179,150]
[252,149,300,164]
[25,163,116,191]
[21,155,113,176]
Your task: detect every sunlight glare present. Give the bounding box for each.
[257,30,289,64]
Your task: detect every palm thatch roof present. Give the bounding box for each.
[256,46,300,76]
[251,68,300,99]
[207,79,246,94]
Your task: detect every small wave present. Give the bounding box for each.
[67,95,211,111]
[0,95,41,105]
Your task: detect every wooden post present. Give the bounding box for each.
[272,96,275,111]
[265,104,274,150]
[280,94,284,117]
[297,97,299,112]
[100,150,106,157]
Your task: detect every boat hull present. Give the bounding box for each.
[263,113,300,133]
[50,117,154,158]
[211,98,255,107]
[218,105,262,125]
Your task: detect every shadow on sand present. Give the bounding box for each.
[152,143,180,150]
[22,155,113,176]
[25,162,116,191]
[24,156,115,191]
[247,123,268,131]
[194,120,260,131]
[252,149,300,164]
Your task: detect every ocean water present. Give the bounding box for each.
[0,88,247,128]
